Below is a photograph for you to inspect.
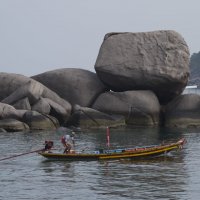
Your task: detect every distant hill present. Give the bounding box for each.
[189,52,200,87]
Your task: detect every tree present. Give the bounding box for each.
[189,51,200,86]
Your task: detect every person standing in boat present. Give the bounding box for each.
[61,132,75,154]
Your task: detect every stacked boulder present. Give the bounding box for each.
[95,31,189,104]
[1,30,195,131]
[164,94,200,128]
[0,73,71,131]
[92,90,160,126]
[32,68,107,107]
[93,30,190,128]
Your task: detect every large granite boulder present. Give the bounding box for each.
[95,31,190,104]
[13,97,31,110]
[22,111,59,130]
[42,98,70,123]
[164,94,200,128]
[67,105,125,128]
[92,90,160,126]
[2,79,43,105]
[32,97,51,114]
[0,73,72,123]
[0,103,21,120]
[0,101,60,131]
[32,68,108,107]
[0,119,29,132]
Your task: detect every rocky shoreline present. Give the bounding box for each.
[1,30,197,132]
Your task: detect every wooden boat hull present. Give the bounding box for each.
[38,138,186,161]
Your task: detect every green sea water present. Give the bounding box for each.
[0,127,199,200]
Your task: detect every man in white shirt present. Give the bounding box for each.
[61,132,75,153]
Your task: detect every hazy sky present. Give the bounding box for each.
[0,0,199,76]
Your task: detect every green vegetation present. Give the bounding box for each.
[189,52,200,86]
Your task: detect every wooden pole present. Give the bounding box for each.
[106,126,110,148]
[0,149,43,161]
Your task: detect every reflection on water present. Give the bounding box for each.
[0,127,200,199]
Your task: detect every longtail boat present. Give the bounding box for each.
[38,138,186,161]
